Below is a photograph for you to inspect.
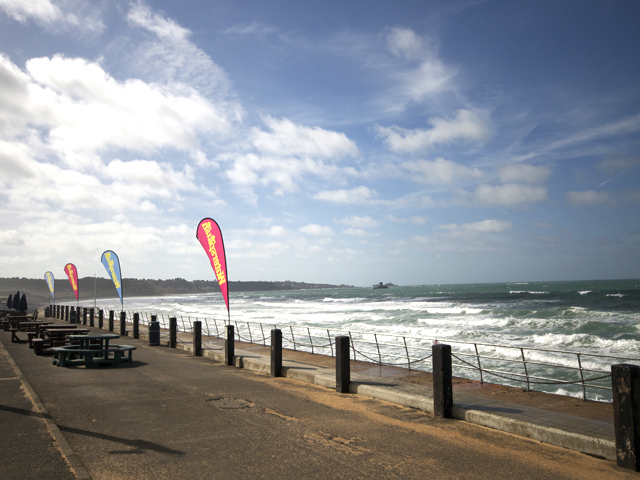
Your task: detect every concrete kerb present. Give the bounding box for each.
[160,334,616,462]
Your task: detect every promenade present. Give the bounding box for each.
[0,315,633,480]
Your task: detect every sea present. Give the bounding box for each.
[79,279,640,402]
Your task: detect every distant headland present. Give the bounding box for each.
[0,277,355,302]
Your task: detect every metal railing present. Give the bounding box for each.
[78,307,640,403]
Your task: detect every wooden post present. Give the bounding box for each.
[225,325,234,366]
[108,310,114,332]
[98,309,103,329]
[82,307,87,325]
[336,336,350,393]
[169,317,177,348]
[194,321,202,356]
[433,344,453,419]
[612,364,640,471]
[89,308,95,327]
[65,306,69,322]
[133,313,139,339]
[120,311,126,336]
[271,329,282,377]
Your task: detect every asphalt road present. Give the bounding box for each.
[1,331,632,480]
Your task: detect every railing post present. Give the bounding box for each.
[108,310,114,332]
[433,343,453,419]
[98,309,103,329]
[520,347,530,391]
[336,336,350,393]
[194,321,202,356]
[612,364,640,471]
[120,311,126,336]
[169,317,177,348]
[271,329,282,377]
[577,354,586,401]
[474,343,483,384]
[225,325,234,366]
[133,313,139,339]
[290,326,296,351]
[89,308,95,327]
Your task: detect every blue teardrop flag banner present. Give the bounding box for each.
[44,271,55,301]
[101,250,123,310]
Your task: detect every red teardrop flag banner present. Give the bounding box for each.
[196,218,229,315]
[64,263,79,302]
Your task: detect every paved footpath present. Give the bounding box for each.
[0,322,634,480]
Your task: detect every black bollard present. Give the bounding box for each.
[271,329,282,377]
[65,306,69,322]
[194,321,202,356]
[69,307,76,324]
[89,308,94,327]
[612,364,640,471]
[120,311,126,336]
[225,325,234,366]
[133,313,139,339]
[98,309,103,329]
[169,317,177,348]
[56,305,60,319]
[108,310,114,332]
[433,343,453,419]
[82,307,87,325]
[336,336,350,393]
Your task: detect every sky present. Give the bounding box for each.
[0,0,639,287]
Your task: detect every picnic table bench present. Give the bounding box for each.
[51,334,136,368]
[51,344,136,368]
[33,327,90,355]
[9,320,52,343]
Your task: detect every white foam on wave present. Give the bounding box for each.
[322,297,366,303]
[607,293,625,298]
[509,291,550,295]
[578,290,592,295]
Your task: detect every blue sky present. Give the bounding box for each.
[0,0,639,287]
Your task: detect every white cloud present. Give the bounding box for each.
[377,110,491,153]
[252,116,358,158]
[402,157,483,185]
[473,184,547,206]
[0,230,25,246]
[566,190,612,207]
[438,219,513,234]
[387,215,427,225]
[224,21,278,36]
[223,117,358,195]
[126,2,238,103]
[338,215,379,228]
[497,164,551,184]
[343,228,369,237]
[0,0,105,33]
[0,54,228,168]
[299,224,334,236]
[384,27,456,109]
[313,186,379,204]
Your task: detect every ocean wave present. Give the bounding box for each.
[607,293,625,297]
[322,297,366,303]
[578,290,592,295]
[509,291,550,295]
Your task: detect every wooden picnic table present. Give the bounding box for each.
[53,334,136,368]
[32,327,90,356]
[10,321,53,343]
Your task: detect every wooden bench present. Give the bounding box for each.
[51,345,136,368]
